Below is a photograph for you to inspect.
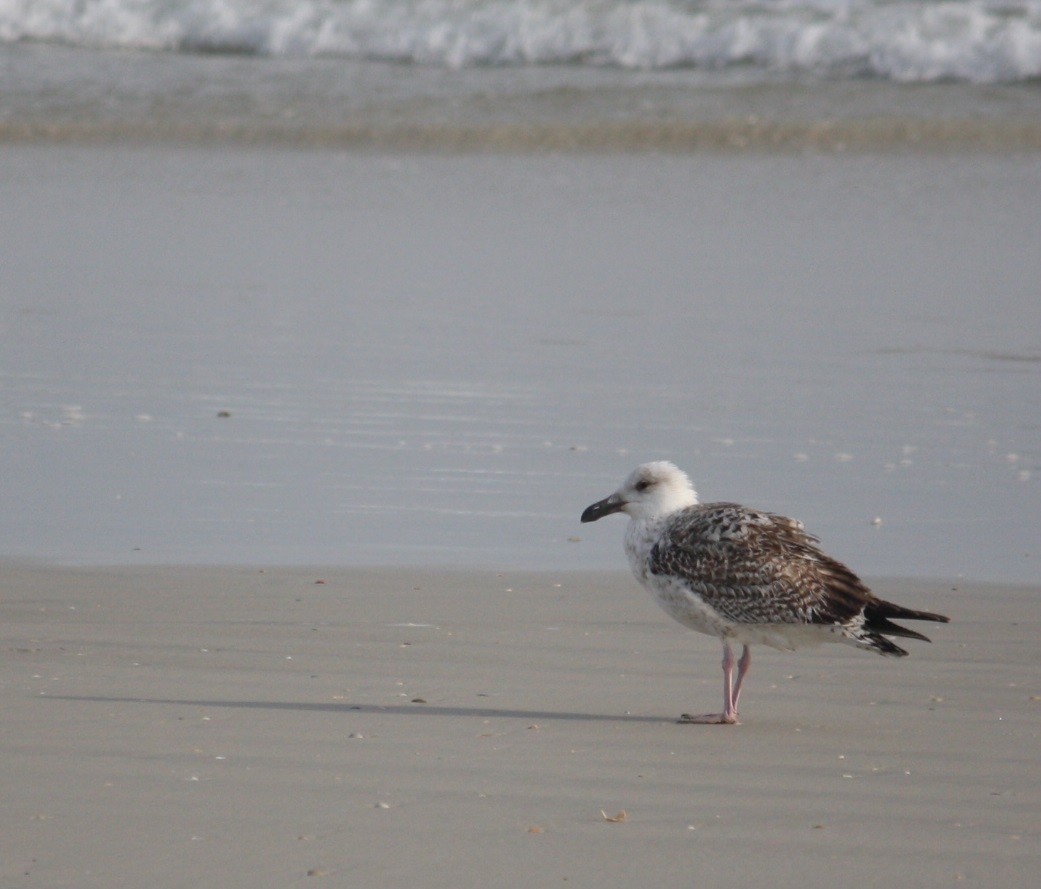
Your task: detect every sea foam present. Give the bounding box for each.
[2,0,1041,83]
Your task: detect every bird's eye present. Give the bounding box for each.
[634,479,652,492]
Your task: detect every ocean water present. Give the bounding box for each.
[3,1,1041,150]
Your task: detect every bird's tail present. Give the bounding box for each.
[862,599,950,653]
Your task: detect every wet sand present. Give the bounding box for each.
[3,147,1039,581]
[2,564,1038,887]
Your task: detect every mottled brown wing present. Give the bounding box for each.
[648,502,871,627]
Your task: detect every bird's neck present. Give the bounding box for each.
[623,512,671,584]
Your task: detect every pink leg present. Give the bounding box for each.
[678,641,741,725]
[732,645,752,710]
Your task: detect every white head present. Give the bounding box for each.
[580,461,699,524]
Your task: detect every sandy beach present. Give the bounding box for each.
[3,9,1041,884]
[2,564,1038,887]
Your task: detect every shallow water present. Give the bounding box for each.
[3,43,1041,152]
[1,148,1038,581]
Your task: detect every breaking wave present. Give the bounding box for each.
[2,0,1041,83]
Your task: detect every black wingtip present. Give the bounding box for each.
[869,599,950,625]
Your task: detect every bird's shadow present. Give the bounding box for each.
[46,695,671,724]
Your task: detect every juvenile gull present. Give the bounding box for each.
[581,461,949,724]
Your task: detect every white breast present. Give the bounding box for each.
[647,574,731,637]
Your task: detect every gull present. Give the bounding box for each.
[581,461,949,724]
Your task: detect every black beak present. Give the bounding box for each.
[580,494,626,523]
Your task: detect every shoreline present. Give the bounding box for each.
[4,45,1041,155]
[2,558,1034,591]
[5,117,1041,154]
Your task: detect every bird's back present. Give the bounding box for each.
[641,502,872,632]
